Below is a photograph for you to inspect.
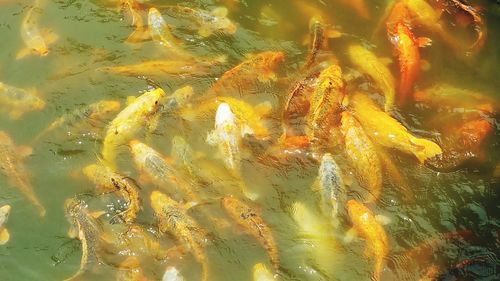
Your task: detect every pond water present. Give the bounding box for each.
[0,0,499,280]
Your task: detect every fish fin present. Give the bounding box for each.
[126,28,152,43]
[198,26,213,37]
[325,28,343,39]
[211,7,228,17]
[254,101,273,116]
[17,145,33,158]
[379,57,393,65]
[9,110,24,120]
[0,229,10,245]
[375,214,392,225]
[67,225,78,238]
[41,29,59,45]
[344,228,358,243]
[126,96,137,105]
[420,60,431,71]
[90,210,106,219]
[417,37,432,48]
[16,48,31,60]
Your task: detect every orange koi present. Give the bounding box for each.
[390,22,431,104]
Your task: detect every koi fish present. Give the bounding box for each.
[0,205,11,245]
[148,8,192,59]
[253,263,275,281]
[206,103,242,173]
[413,84,497,115]
[346,200,388,281]
[302,16,341,70]
[291,202,339,278]
[347,45,395,112]
[101,57,226,77]
[161,5,237,37]
[0,131,45,216]
[312,153,346,226]
[221,196,279,270]
[122,0,150,43]
[306,64,345,142]
[16,1,58,59]
[340,112,382,203]
[390,22,431,105]
[350,93,442,163]
[64,198,103,281]
[101,88,165,169]
[82,163,141,224]
[150,191,208,281]
[33,100,120,143]
[208,51,285,96]
[129,140,197,202]
[181,96,272,140]
[0,82,45,119]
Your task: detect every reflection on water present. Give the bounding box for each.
[0,0,499,280]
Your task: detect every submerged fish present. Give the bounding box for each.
[306,64,345,143]
[350,93,442,163]
[122,0,149,44]
[148,8,192,59]
[347,44,395,112]
[161,5,237,37]
[0,205,11,245]
[340,111,382,203]
[101,57,225,77]
[312,153,346,225]
[16,1,58,59]
[64,198,103,281]
[390,22,431,105]
[206,103,242,173]
[0,131,45,216]
[208,51,285,96]
[33,100,120,143]
[82,163,141,224]
[101,88,165,169]
[221,196,279,270]
[302,16,341,70]
[0,82,45,119]
[129,140,197,202]
[150,191,208,281]
[182,96,272,140]
[347,200,388,281]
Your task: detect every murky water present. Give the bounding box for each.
[0,0,499,280]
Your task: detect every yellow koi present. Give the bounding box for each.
[306,64,345,142]
[129,140,197,202]
[0,205,11,245]
[340,111,382,203]
[221,196,279,270]
[347,200,389,281]
[82,163,141,224]
[0,82,45,119]
[101,88,165,169]
[347,44,395,112]
[350,93,442,163]
[148,8,192,59]
[0,131,45,216]
[16,1,58,59]
[150,191,208,281]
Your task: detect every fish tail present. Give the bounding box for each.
[17,181,46,216]
[410,137,443,163]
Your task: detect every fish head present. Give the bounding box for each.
[148,88,167,113]
[64,198,86,219]
[129,140,149,164]
[148,8,166,35]
[215,103,236,128]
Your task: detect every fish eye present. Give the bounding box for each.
[155,100,159,105]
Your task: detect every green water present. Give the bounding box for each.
[0,0,499,280]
